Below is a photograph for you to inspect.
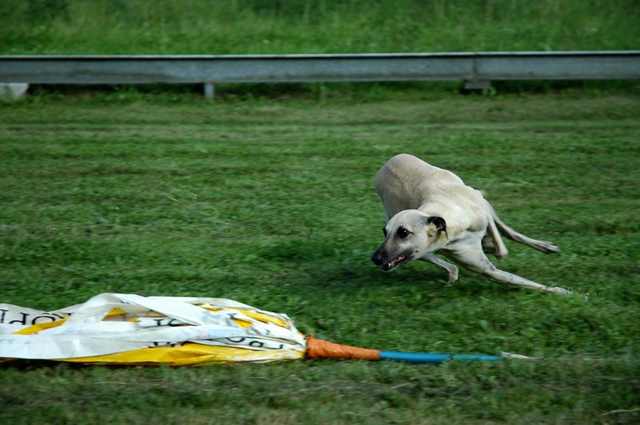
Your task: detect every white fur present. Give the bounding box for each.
[372,154,569,295]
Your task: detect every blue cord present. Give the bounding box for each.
[379,351,502,363]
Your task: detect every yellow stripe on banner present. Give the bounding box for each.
[238,309,289,328]
[200,305,290,328]
[15,318,67,335]
[63,343,305,366]
[105,307,128,318]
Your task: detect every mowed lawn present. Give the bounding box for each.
[1,93,639,424]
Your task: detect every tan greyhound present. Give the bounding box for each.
[371,154,569,295]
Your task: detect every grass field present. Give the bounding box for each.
[1,92,640,424]
[2,0,639,54]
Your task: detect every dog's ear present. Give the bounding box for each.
[426,216,447,234]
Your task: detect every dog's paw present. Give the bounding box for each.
[447,267,459,284]
[537,241,560,254]
[548,286,572,295]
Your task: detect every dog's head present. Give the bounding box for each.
[371,210,447,271]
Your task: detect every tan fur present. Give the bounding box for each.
[371,154,569,295]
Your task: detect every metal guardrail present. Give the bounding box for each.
[1,51,639,97]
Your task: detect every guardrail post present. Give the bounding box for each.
[463,79,492,91]
[463,53,493,92]
[204,82,215,99]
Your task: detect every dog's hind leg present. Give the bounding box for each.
[486,202,559,254]
[484,217,508,258]
[420,253,459,283]
[450,240,570,295]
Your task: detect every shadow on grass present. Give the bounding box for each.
[255,237,489,296]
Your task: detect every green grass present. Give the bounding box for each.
[1,92,640,424]
[1,0,639,54]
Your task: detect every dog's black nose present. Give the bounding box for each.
[371,250,384,266]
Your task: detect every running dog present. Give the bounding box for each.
[371,154,569,294]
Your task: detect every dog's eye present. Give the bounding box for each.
[397,227,410,239]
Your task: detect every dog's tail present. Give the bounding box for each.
[487,203,560,254]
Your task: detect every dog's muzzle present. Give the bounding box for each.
[371,248,410,271]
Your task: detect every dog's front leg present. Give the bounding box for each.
[420,253,459,283]
[450,240,571,295]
